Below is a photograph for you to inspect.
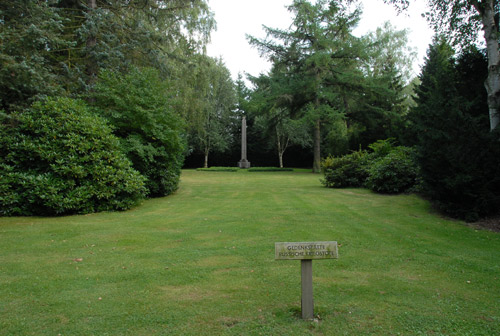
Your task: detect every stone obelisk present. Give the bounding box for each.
[238,116,251,168]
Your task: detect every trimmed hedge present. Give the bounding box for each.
[196,167,295,172]
[248,167,294,172]
[0,97,146,216]
[196,167,239,172]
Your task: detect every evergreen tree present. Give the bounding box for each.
[409,37,500,220]
[249,70,312,168]
[0,1,69,110]
[352,22,416,147]
[386,0,500,130]
[0,0,215,109]
[248,0,363,172]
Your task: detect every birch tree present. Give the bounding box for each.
[189,56,236,168]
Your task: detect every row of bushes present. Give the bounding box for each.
[196,167,239,172]
[322,133,500,222]
[196,167,294,172]
[248,167,294,172]
[0,68,185,216]
[321,139,420,194]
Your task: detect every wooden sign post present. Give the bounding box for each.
[275,241,338,319]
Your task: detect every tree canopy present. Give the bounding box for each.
[0,0,215,110]
[407,37,500,220]
[248,0,415,171]
[385,0,500,130]
[0,0,217,215]
[248,0,364,172]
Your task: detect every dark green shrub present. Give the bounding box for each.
[368,138,397,159]
[321,140,420,194]
[89,67,185,197]
[321,150,370,188]
[0,98,146,216]
[408,41,500,221]
[366,146,419,194]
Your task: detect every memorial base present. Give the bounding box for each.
[238,160,251,169]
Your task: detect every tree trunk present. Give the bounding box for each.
[312,72,322,173]
[86,0,98,85]
[204,147,209,168]
[313,119,321,173]
[277,126,284,168]
[475,0,500,130]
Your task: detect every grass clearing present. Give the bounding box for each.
[1,169,499,335]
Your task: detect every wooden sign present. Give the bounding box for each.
[275,241,338,320]
[275,241,338,260]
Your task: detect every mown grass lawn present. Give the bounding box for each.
[1,169,499,335]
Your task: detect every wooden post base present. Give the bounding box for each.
[301,259,313,319]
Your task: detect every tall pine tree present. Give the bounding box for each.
[409,37,500,220]
[248,0,362,172]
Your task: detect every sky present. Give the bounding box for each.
[205,0,435,81]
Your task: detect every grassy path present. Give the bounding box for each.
[1,170,499,335]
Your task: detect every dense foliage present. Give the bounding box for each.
[321,36,500,220]
[248,0,364,172]
[0,0,214,111]
[0,0,217,215]
[408,39,500,220]
[366,146,419,194]
[3,0,498,221]
[322,139,419,194]
[247,1,415,172]
[185,56,237,168]
[321,151,370,188]
[0,98,146,216]
[0,1,68,111]
[89,67,185,197]
[386,0,500,130]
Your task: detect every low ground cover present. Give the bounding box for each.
[1,170,499,335]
